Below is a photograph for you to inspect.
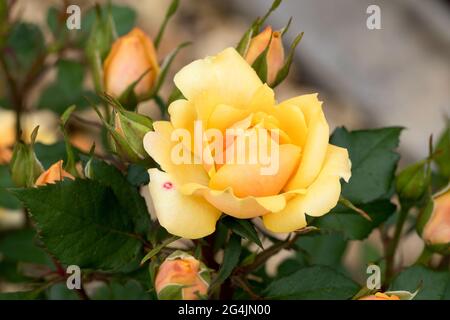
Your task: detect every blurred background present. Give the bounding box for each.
[8,0,450,162]
[1,0,449,287]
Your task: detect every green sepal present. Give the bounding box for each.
[396,159,431,204]
[154,0,180,49]
[9,127,44,187]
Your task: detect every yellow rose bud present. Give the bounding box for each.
[422,190,450,249]
[155,251,210,300]
[109,108,153,163]
[245,26,285,85]
[35,160,75,187]
[10,133,44,188]
[359,290,417,300]
[103,28,160,99]
[359,292,400,300]
[143,48,351,239]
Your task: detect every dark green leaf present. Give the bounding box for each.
[79,4,136,44]
[86,159,151,234]
[92,279,151,300]
[313,200,396,240]
[222,216,262,248]
[295,232,347,268]
[0,290,43,300]
[167,87,184,105]
[46,6,67,41]
[46,7,60,37]
[390,265,450,300]
[210,234,241,291]
[0,165,21,208]
[46,283,79,300]
[0,229,50,265]
[34,142,71,169]
[12,179,144,272]
[331,127,402,204]
[264,265,359,299]
[276,258,305,278]
[0,260,28,283]
[127,164,150,186]
[109,5,136,36]
[6,23,45,74]
[38,59,93,114]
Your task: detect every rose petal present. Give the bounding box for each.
[174,47,262,108]
[263,144,351,232]
[143,122,209,186]
[283,94,329,190]
[148,168,221,239]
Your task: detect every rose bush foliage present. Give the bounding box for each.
[0,0,448,301]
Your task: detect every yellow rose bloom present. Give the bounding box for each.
[143,47,351,239]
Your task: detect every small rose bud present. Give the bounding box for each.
[9,128,44,188]
[395,160,431,203]
[0,147,12,165]
[35,160,75,187]
[359,290,416,300]
[245,26,285,86]
[421,190,450,253]
[155,251,210,300]
[103,28,160,100]
[109,109,153,163]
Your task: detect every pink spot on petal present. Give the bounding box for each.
[163,182,173,190]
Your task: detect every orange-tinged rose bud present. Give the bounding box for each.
[35,160,75,187]
[422,190,450,248]
[245,26,285,85]
[103,28,160,99]
[359,290,417,300]
[155,251,210,300]
[359,292,400,300]
[0,147,12,164]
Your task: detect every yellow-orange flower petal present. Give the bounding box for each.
[148,168,221,239]
[283,94,329,191]
[143,121,209,187]
[180,183,290,219]
[263,144,351,232]
[174,47,262,108]
[209,144,301,197]
[35,160,75,186]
